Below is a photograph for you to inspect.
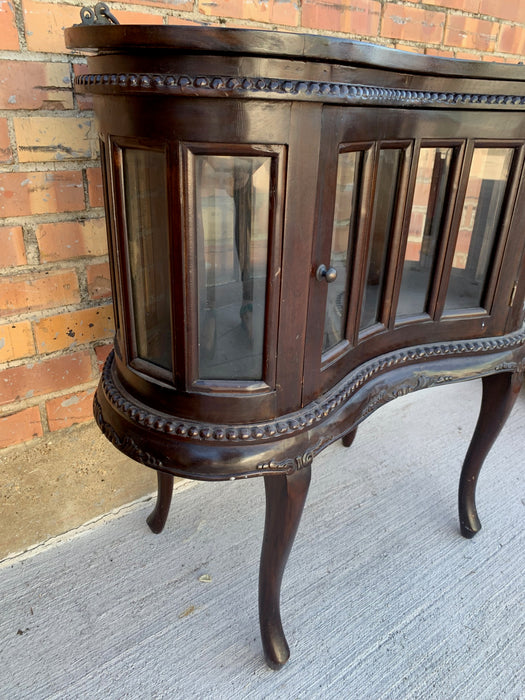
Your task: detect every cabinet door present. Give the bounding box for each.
[182,143,284,390]
[303,106,525,403]
[175,106,290,425]
[105,97,291,423]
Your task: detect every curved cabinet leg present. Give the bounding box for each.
[147,471,174,534]
[342,426,358,448]
[459,371,523,539]
[259,466,311,670]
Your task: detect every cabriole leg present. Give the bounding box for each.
[147,471,174,534]
[459,371,523,539]
[259,466,311,670]
[342,426,358,448]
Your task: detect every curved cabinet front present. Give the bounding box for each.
[66,23,525,669]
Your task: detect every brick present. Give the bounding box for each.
[46,388,95,431]
[23,0,85,53]
[199,0,299,26]
[425,47,457,58]
[483,55,507,64]
[0,171,84,218]
[87,167,104,208]
[302,0,381,35]
[14,116,98,163]
[0,321,35,362]
[33,304,114,353]
[0,226,26,268]
[95,342,113,372]
[424,0,480,11]
[455,50,480,61]
[0,0,19,51]
[0,118,12,164]
[0,270,80,319]
[36,218,107,262]
[135,0,193,10]
[496,24,525,57]
[382,5,445,45]
[444,15,499,52]
[167,16,210,26]
[0,61,73,110]
[395,44,422,54]
[23,0,163,53]
[479,0,524,23]
[87,262,112,300]
[0,350,92,406]
[0,406,42,448]
[106,9,166,24]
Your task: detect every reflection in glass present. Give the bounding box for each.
[123,148,172,370]
[444,148,513,312]
[195,155,271,380]
[323,151,361,353]
[360,149,402,331]
[397,147,453,319]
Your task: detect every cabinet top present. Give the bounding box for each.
[65,24,525,83]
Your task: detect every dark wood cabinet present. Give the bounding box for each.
[66,22,525,669]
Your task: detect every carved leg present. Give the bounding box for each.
[146,471,174,534]
[259,466,311,670]
[459,371,523,539]
[342,426,358,448]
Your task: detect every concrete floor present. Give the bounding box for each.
[1,379,524,699]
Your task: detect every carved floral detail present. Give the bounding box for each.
[494,358,525,373]
[75,73,525,109]
[93,394,163,468]
[99,327,525,445]
[256,437,330,472]
[362,374,455,417]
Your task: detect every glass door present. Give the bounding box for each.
[358,145,411,336]
[322,147,367,356]
[108,97,291,424]
[303,106,525,403]
[442,146,515,315]
[396,146,454,321]
[181,142,286,393]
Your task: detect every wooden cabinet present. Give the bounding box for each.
[65,22,525,669]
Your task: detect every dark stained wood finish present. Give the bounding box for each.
[66,24,525,669]
[459,370,524,538]
[259,466,311,669]
[65,25,525,82]
[342,427,358,449]
[146,471,174,534]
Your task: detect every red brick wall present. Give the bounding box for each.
[1,0,524,449]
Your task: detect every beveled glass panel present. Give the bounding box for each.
[360,149,402,332]
[444,147,513,312]
[123,148,172,371]
[323,150,361,354]
[397,147,453,319]
[195,155,271,380]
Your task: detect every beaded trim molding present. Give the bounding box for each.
[75,73,525,109]
[99,326,525,445]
